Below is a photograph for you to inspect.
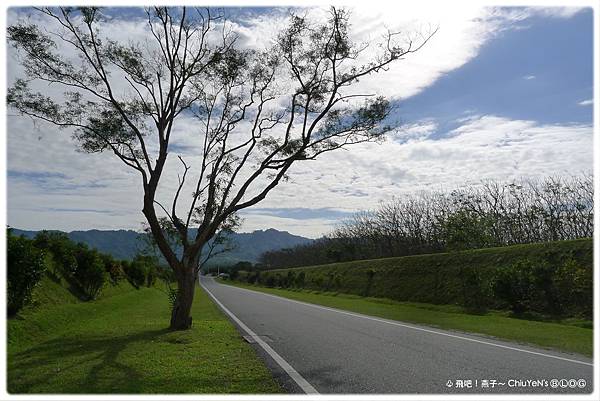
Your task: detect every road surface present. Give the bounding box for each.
[200,277,593,394]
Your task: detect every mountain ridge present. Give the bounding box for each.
[10,227,312,265]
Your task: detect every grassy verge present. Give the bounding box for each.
[222,281,593,357]
[7,282,282,394]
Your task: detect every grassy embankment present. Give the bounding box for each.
[7,274,282,394]
[228,239,593,356]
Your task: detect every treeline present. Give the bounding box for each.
[260,174,593,269]
[7,228,166,316]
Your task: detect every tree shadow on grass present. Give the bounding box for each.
[8,328,169,394]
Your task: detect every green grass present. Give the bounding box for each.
[7,279,282,394]
[222,281,593,357]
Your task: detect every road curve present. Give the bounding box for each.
[200,277,593,394]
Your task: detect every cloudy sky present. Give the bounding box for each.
[6,4,594,238]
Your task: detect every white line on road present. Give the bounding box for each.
[200,279,319,394]
[219,281,594,368]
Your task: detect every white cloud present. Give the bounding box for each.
[525,6,585,19]
[7,112,593,236]
[578,99,593,106]
[251,115,593,229]
[523,75,536,80]
[392,119,438,143]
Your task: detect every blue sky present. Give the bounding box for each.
[400,8,593,138]
[6,5,595,237]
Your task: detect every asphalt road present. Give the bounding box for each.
[200,277,593,394]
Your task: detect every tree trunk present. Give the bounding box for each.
[170,268,197,330]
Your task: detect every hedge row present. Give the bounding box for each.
[234,239,593,318]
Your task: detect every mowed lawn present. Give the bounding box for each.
[223,281,593,357]
[7,283,282,394]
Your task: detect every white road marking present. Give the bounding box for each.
[200,279,319,394]
[218,281,594,368]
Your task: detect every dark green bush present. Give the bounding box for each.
[325,272,335,291]
[124,256,149,288]
[33,231,77,277]
[265,275,276,288]
[122,255,160,288]
[7,231,46,316]
[156,266,176,283]
[99,253,125,285]
[492,258,584,316]
[459,266,489,313]
[146,265,158,287]
[492,259,537,314]
[529,260,560,314]
[554,259,593,318]
[74,246,107,300]
[334,273,342,289]
[286,271,296,288]
[296,271,306,287]
[246,271,257,284]
[364,268,376,296]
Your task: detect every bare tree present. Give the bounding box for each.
[269,173,594,268]
[7,6,435,329]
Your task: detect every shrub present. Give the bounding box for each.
[334,273,342,289]
[124,258,148,289]
[296,271,306,287]
[265,275,276,288]
[459,266,489,313]
[7,231,46,316]
[364,268,376,296]
[554,259,593,318]
[529,259,560,314]
[146,265,158,287]
[275,273,282,287]
[33,231,77,276]
[492,260,536,314]
[157,266,176,283]
[493,258,576,316]
[108,261,126,284]
[74,246,107,300]
[286,271,296,288]
[123,254,159,289]
[325,272,335,291]
[99,253,125,285]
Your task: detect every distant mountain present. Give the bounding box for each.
[10,227,312,265]
[224,228,312,262]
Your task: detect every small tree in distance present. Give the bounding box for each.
[7,6,436,330]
